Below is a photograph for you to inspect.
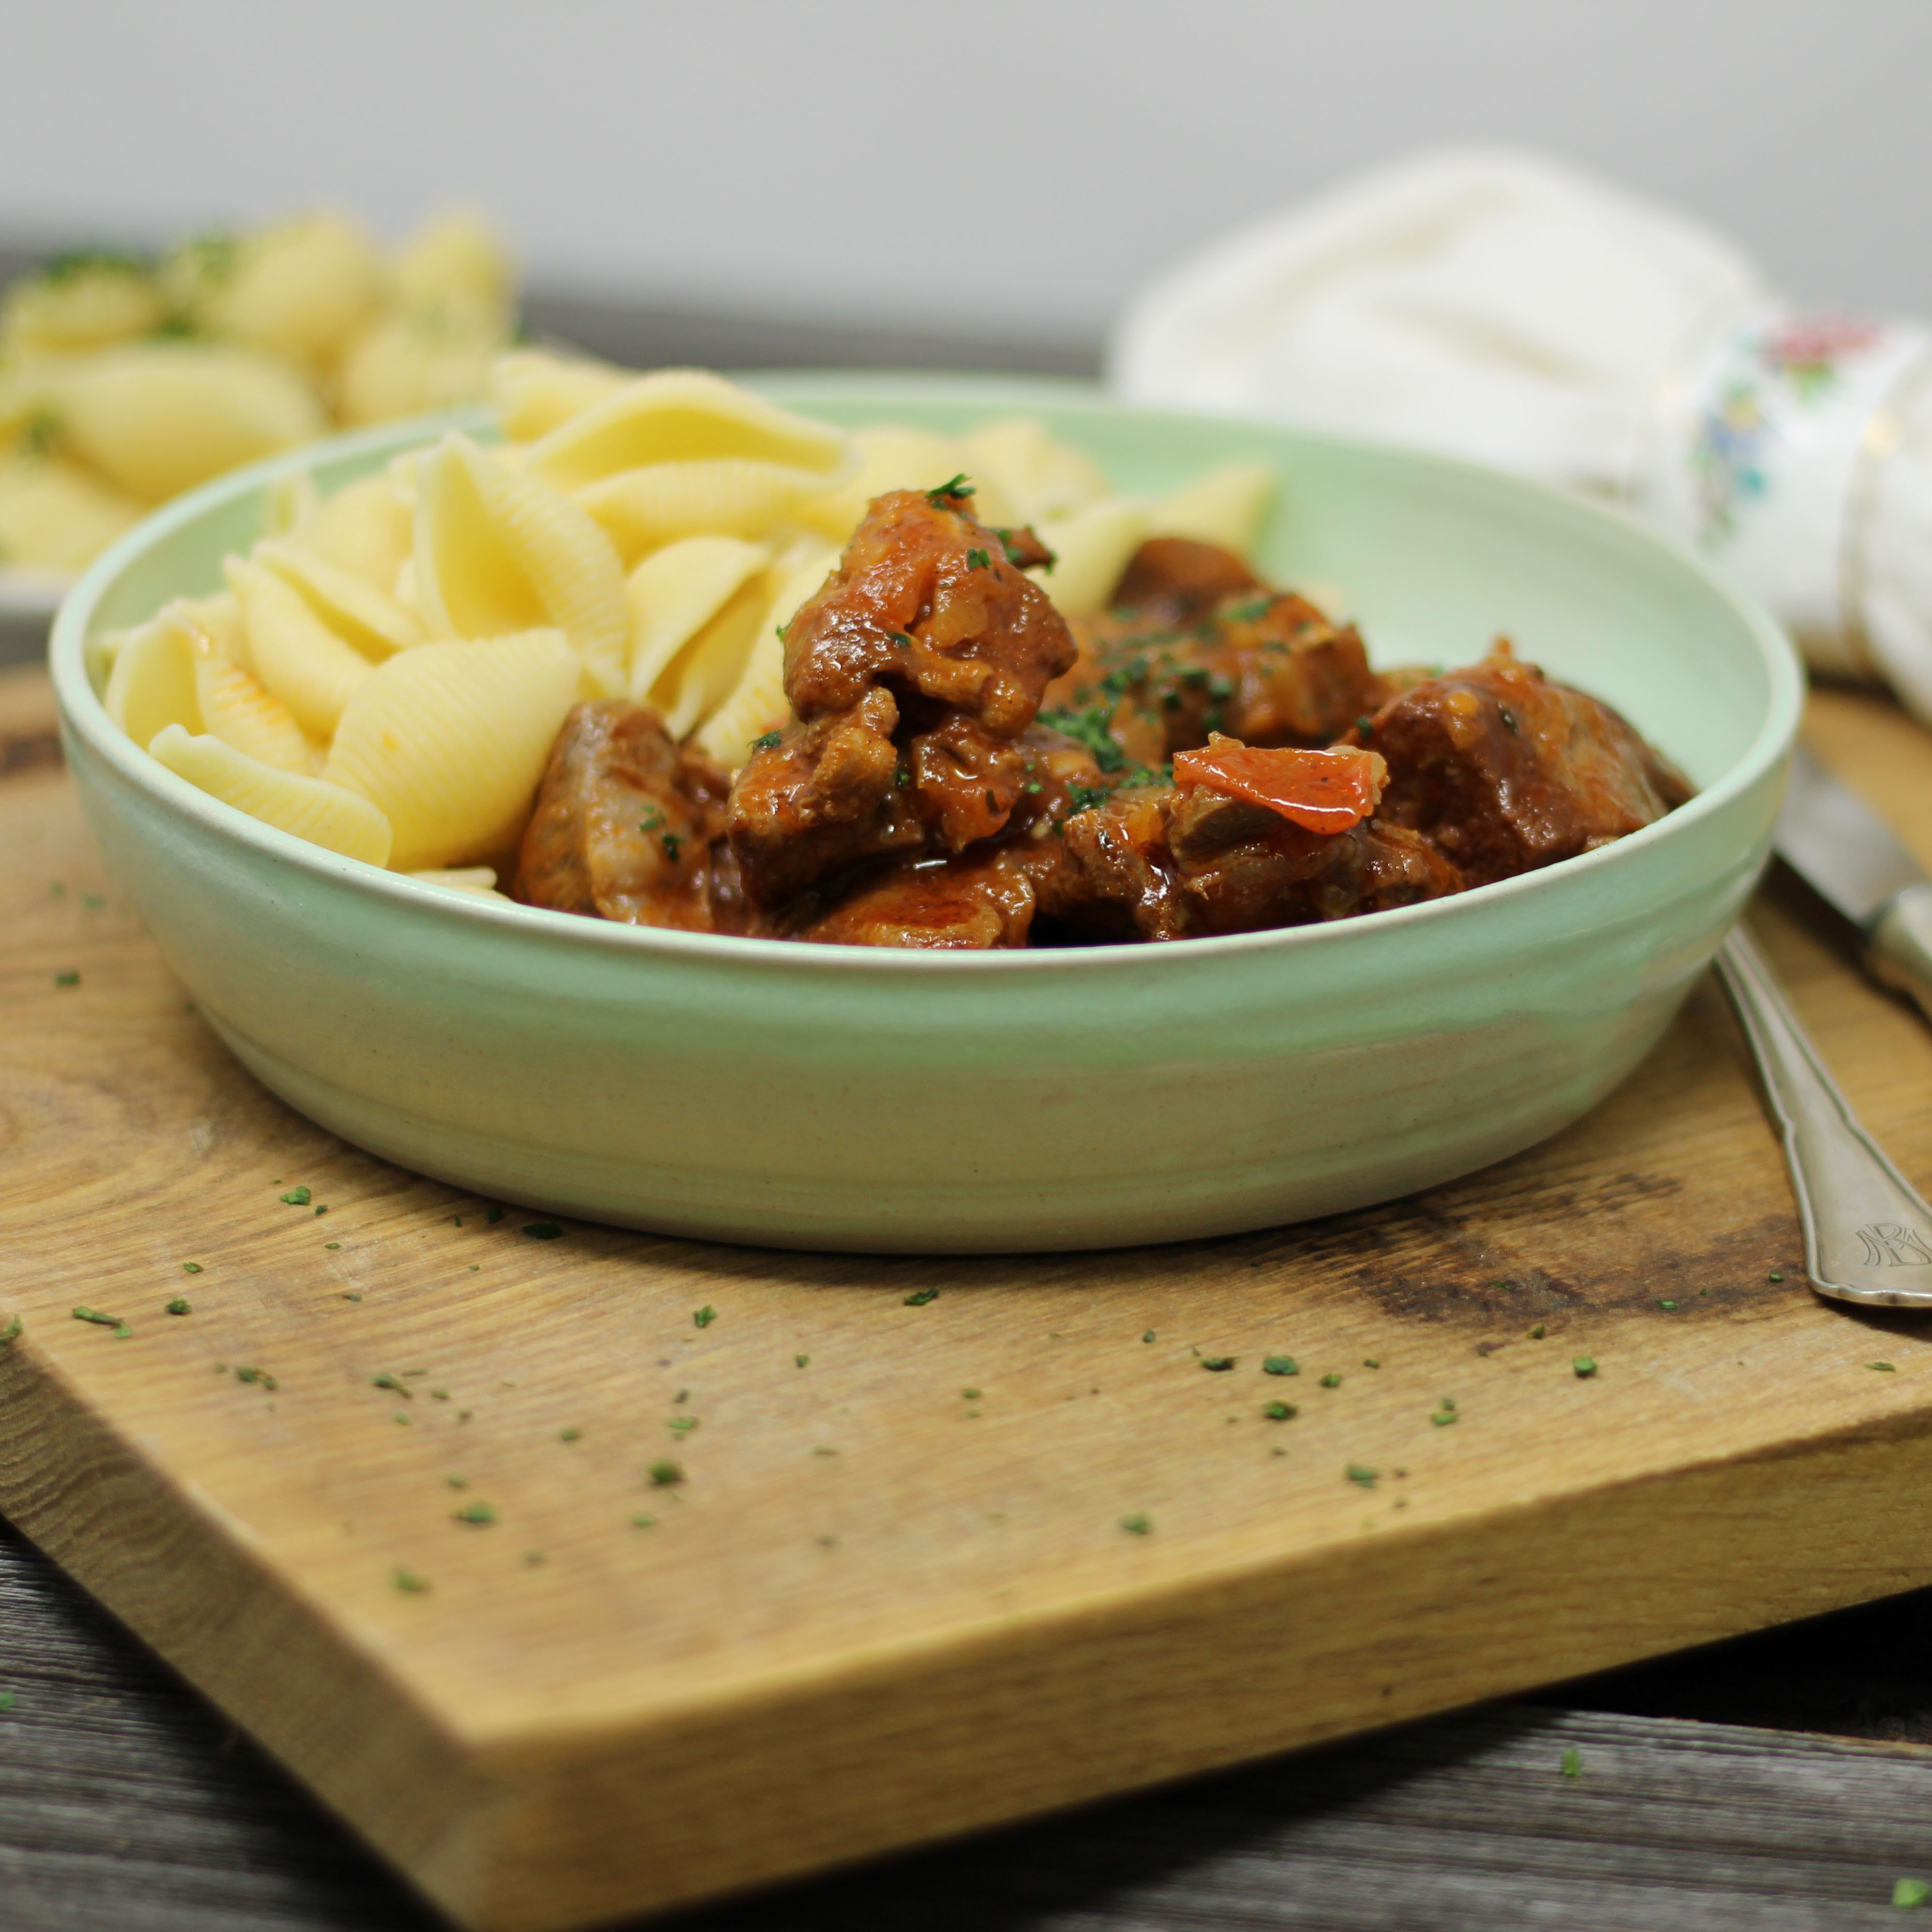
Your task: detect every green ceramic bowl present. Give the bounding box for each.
[51,378,1802,1252]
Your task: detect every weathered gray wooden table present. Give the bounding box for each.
[6,268,1932,1930]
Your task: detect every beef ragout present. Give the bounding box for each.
[513,479,1691,948]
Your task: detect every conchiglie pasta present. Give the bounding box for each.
[295,473,414,588]
[1148,459,1276,555]
[193,646,322,775]
[408,865,511,901]
[105,605,203,749]
[491,349,630,442]
[577,460,849,561]
[625,534,771,702]
[32,343,326,502]
[652,573,771,740]
[961,418,1112,524]
[254,537,423,656]
[694,539,838,768]
[0,257,163,355]
[0,453,143,573]
[150,724,392,865]
[335,312,504,429]
[225,555,373,736]
[527,368,852,490]
[1030,498,1151,614]
[324,631,581,869]
[179,209,382,368]
[413,433,629,695]
[394,209,515,328]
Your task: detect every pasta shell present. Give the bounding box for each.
[105,605,203,748]
[225,555,373,736]
[654,575,770,741]
[578,459,846,560]
[394,209,515,330]
[297,473,414,588]
[527,368,851,490]
[324,630,581,869]
[193,641,323,775]
[1148,460,1276,556]
[492,349,630,442]
[1030,498,1150,614]
[625,534,771,701]
[407,865,509,901]
[149,724,392,865]
[961,418,1112,524]
[178,209,382,368]
[413,433,629,695]
[254,537,424,657]
[335,312,501,428]
[1,258,164,357]
[0,450,142,573]
[32,343,325,502]
[264,467,320,538]
[795,425,1019,542]
[694,540,837,768]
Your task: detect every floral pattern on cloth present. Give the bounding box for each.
[1692,318,1883,545]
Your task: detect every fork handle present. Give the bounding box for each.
[1715,925,1932,1306]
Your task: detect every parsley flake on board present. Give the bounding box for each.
[631,1514,658,1530]
[903,1287,939,1306]
[1573,1356,1598,1379]
[521,1222,562,1241]
[1561,1747,1582,1778]
[453,1502,499,1527]
[53,970,79,987]
[648,1460,684,1486]
[1142,1330,1156,1343]
[165,1298,192,1316]
[795,1354,809,1368]
[181,1261,203,1274]
[1894,1879,1930,1909]
[392,1568,431,1594]
[372,1374,412,1399]
[752,730,783,751]
[1118,1514,1153,1536]
[72,1307,118,1327]
[559,1427,583,1443]
[1868,1361,1897,1372]
[236,1366,277,1390]
[1263,1402,1297,1422]
[280,1187,311,1206]
[1200,1356,1236,1372]
[0,1692,15,1712]
[693,1305,716,1328]
[485,1206,504,1225]
[1345,1464,1379,1489]
[1319,1373,1343,1388]
[1262,1355,1299,1376]
[0,1316,19,1346]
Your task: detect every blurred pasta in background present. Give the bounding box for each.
[0,207,519,576]
[100,351,1275,887]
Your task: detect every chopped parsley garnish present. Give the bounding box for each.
[1024,780,1043,794]
[72,1306,117,1327]
[1345,1464,1379,1489]
[1530,1325,1546,1339]
[453,1502,499,1526]
[693,1304,716,1328]
[1037,705,1126,773]
[235,1366,277,1390]
[967,547,990,571]
[42,247,149,282]
[54,970,79,987]
[1200,1356,1235,1372]
[1118,1513,1153,1536]
[962,1387,981,1400]
[1572,1356,1597,1379]
[1319,1373,1342,1388]
[181,1261,203,1274]
[165,1298,192,1316]
[1142,1330,1156,1343]
[637,807,665,833]
[1893,1879,1930,1909]
[648,1460,684,1486]
[631,1514,658,1530]
[558,1427,583,1442]
[1263,1401,1297,1421]
[521,1222,562,1240]
[1356,716,1374,737]
[1768,1271,1785,1282]
[280,1187,311,1206]
[1431,1408,1458,1427]
[1560,1746,1582,1777]
[1262,1355,1298,1376]
[795,1353,809,1368]
[0,1691,15,1712]
[889,631,914,651]
[1064,783,1112,814]
[668,1416,697,1433]
[660,832,682,861]
[1868,1361,1897,1372]
[392,1567,430,1594]
[372,1373,411,1399]
[903,1287,940,1306]
[0,1316,19,1347]
[485,1206,504,1224]
[927,474,974,504]
[752,730,784,752]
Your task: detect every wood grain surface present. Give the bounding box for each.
[4,662,1932,1931]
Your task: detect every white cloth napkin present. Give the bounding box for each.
[1111,145,1932,726]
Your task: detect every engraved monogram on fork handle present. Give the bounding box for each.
[1715,925,1932,1308]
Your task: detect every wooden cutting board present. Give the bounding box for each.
[5,661,1932,1932]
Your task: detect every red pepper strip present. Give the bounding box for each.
[1171,741,1388,835]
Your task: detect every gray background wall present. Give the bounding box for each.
[2,0,1925,345]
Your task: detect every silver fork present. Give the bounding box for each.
[1716,925,1932,1308]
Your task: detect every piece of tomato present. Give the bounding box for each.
[1172,739,1388,834]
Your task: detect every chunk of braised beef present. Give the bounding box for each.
[514,701,734,930]
[1349,652,1692,886]
[793,847,1048,950]
[727,488,1074,907]
[1112,537,1262,624]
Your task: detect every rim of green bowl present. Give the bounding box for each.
[50,379,1803,978]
